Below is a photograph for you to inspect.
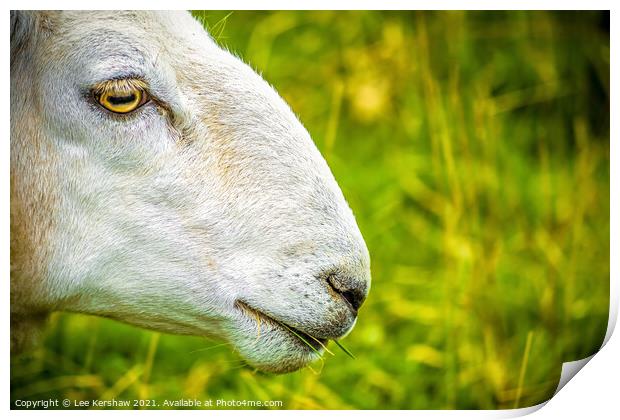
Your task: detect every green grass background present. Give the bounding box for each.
[11,11,610,409]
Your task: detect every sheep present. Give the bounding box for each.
[10,10,371,373]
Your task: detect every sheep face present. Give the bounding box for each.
[10,10,370,373]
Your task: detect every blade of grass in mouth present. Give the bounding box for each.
[279,323,324,359]
[308,335,335,356]
[293,328,334,356]
[334,340,356,359]
[278,321,334,356]
[239,301,334,357]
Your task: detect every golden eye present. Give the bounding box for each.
[94,79,149,114]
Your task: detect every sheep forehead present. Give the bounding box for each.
[56,10,201,37]
[51,11,216,62]
[44,12,279,115]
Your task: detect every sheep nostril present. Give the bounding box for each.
[326,273,367,313]
[340,289,365,312]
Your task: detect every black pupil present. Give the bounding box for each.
[107,93,136,105]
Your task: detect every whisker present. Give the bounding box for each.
[188,343,229,354]
[306,357,325,375]
[253,311,262,342]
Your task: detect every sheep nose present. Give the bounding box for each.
[324,266,370,314]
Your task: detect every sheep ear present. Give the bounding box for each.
[11,11,56,65]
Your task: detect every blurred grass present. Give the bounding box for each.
[11,11,610,409]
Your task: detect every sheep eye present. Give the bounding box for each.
[93,79,150,114]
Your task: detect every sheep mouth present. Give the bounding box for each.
[234,300,328,351]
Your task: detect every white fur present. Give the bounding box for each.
[10,11,370,373]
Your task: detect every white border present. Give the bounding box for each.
[3,2,616,419]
